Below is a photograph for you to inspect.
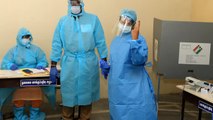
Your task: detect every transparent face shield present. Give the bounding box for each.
[112,15,135,37]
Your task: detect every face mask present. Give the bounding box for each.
[22,38,29,45]
[118,23,132,33]
[71,6,81,14]
[22,39,31,48]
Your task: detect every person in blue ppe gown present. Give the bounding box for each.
[100,9,157,120]
[0,28,56,120]
[50,0,108,119]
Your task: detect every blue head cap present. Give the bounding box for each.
[120,9,137,23]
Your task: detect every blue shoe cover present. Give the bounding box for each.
[13,107,28,120]
[29,107,45,120]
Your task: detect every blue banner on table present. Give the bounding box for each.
[198,101,213,113]
[20,79,56,87]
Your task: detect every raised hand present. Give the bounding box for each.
[131,20,140,40]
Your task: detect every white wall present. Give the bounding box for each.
[0,0,192,98]
[192,0,213,22]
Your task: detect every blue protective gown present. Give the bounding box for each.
[1,28,48,69]
[109,33,157,120]
[0,28,56,111]
[50,3,108,107]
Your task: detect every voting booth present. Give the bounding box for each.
[153,19,213,119]
[153,18,213,79]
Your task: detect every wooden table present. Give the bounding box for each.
[0,69,50,88]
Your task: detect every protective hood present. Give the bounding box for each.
[67,0,85,17]
[16,28,33,48]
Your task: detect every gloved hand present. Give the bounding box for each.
[50,66,58,84]
[131,20,140,40]
[100,59,110,79]
[10,64,18,71]
[36,66,45,70]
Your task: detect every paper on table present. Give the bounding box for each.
[19,68,49,76]
[29,69,46,74]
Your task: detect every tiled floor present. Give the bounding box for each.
[2,93,212,120]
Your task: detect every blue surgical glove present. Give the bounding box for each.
[100,59,110,79]
[36,66,45,70]
[50,66,58,84]
[10,64,18,71]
